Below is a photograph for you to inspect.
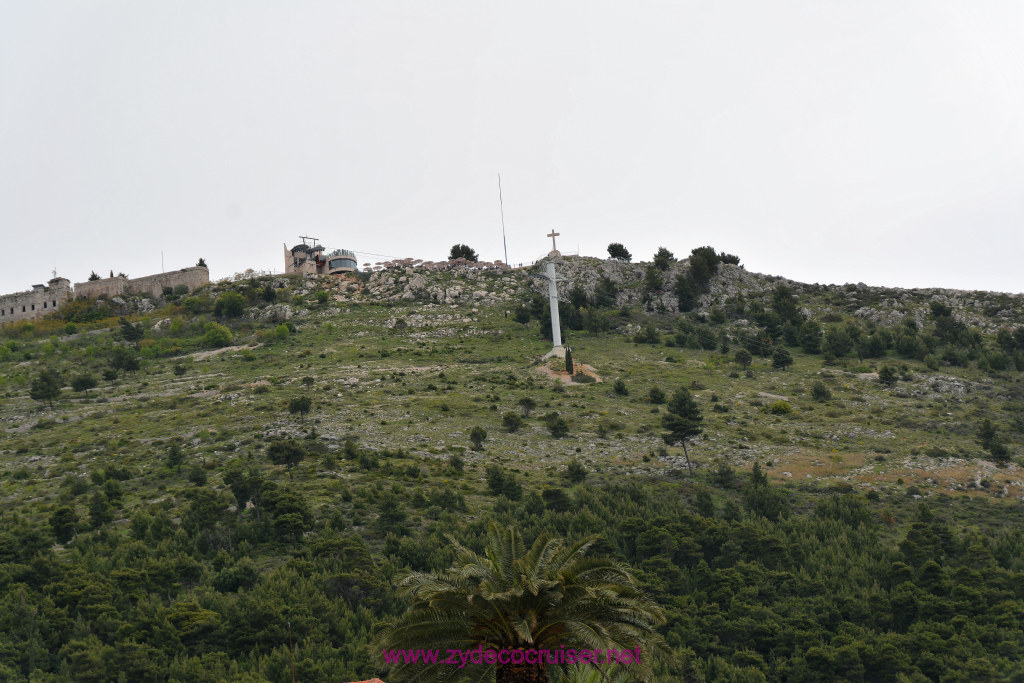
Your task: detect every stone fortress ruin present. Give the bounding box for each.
[3,232,517,327]
[0,278,74,324]
[0,265,209,324]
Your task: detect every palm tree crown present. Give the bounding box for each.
[376,523,665,682]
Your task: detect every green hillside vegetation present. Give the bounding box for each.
[1,254,1023,681]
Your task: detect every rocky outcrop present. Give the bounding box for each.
[519,256,1024,331]
[256,304,294,322]
[363,266,522,306]
[350,255,1024,335]
[524,256,780,314]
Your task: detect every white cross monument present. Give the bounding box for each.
[537,230,566,359]
[547,230,560,256]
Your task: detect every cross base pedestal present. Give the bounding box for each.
[543,346,566,360]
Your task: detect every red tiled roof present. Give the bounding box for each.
[345,679,386,683]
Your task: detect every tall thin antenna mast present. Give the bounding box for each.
[498,173,508,266]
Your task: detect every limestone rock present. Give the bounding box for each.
[258,304,293,322]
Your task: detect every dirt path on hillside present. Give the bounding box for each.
[188,344,261,361]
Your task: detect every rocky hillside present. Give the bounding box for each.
[358,255,1024,332]
[2,253,1024,681]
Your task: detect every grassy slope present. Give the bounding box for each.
[3,267,1020,510]
[1,263,1023,680]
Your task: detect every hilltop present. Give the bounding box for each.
[0,250,1023,681]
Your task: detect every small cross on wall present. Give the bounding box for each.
[547,230,560,254]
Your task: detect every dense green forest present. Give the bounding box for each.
[1,252,1023,681]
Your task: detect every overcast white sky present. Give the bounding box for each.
[2,1,1023,294]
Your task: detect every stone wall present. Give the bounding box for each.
[119,266,210,298]
[72,275,129,299]
[0,267,211,326]
[73,266,209,300]
[0,278,73,323]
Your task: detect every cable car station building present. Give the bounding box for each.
[284,237,358,276]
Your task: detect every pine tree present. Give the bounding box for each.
[607,243,632,261]
[30,369,61,409]
[977,419,1010,464]
[448,244,478,261]
[119,317,144,347]
[675,273,697,311]
[772,347,793,369]
[71,374,97,394]
[166,442,186,472]
[688,246,720,287]
[89,491,113,528]
[288,396,312,423]
[267,440,306,479]
[49,506,78,543]
[518,397,537,417]
[109,347,140,376]
[663,387,703,475]
[469,426,487,451]
[653,247,675,271]
[799,320,823,354]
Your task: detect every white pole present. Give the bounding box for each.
[498,174,508,266]
[546,261,561,348]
